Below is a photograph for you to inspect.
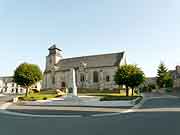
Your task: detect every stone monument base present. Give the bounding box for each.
[63,95,81,102]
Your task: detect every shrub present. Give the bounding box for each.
[148,84,156,90]
[165,88,172,93]
[55,95,63,98]
[100,96,141,101]
[32,89,40,93]
[43,97,47,100]
[18,97,24,101]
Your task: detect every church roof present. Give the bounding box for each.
[55,52,125,71]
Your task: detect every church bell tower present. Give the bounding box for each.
[46,44,62,69]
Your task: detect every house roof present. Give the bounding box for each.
[46,52,125,72]
[0,76,13,82]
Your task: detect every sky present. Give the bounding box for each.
[0,0,180,77]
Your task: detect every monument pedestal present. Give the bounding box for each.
[63,68,80,102]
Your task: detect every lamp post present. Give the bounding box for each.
[82,62,87,88]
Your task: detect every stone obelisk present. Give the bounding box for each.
[70,68,77,96]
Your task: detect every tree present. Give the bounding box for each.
[14,63,43,96]
[156,62,173,88]
[114,64,145,96]
[164,72,173,88]
[129,67,145,96]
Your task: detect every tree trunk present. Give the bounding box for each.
[25,87,29,97]
[132,88,134,96]
[119,85,121,94]
[126,86,129,96]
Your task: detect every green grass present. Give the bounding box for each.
[18,90,61,101]
[78,91,139,97]
[78,90,140,101]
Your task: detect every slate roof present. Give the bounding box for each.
[54,52,125,71]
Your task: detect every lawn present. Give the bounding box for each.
[78,90,139,97]
[78,90,141,101]
[18,90,65,101]
[18,89,141,101]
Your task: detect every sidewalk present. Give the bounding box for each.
[8,104,131,113]
[16,96,139,108]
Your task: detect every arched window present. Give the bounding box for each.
[61,82,66,88]
[106,75,110,82]
[80,74,85,82]
[93,71,99,83]
[52,76,55,84]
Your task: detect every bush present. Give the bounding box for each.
[148,84,156,90]
[30,97,36,101]
[31,89,40,93]
[43,97,47,100]
[18,97,24,101]
[165,88,172,93]
[55,95,63,98]
[140,84,156,93]
[100,96,141,101]
[140,86,148,92]
[78,88,120,93]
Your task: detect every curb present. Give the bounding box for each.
[0,102,82,118]
[0,102,135,118]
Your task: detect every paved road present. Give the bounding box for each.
[0,97,180,135]
[140,97,180,109]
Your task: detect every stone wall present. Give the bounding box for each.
[43,66,119,90]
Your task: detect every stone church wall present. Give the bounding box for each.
[42,66,119,90]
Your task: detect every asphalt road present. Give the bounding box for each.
[0,97,180,135]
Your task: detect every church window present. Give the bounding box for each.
[93,71,99,83]
[52,76,55,84]
[80,74,85,82]
[61,82,66,88]
[106,75,110,82]
[16,88,18,93]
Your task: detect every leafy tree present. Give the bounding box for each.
[114,64,145,96]
[129,67,145,96]
[164,72,173,88]
[156,62,173,88]
[14,63,43,96]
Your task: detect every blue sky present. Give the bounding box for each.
[0,0,180,77]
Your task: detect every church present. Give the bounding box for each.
[42,45,126,90]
